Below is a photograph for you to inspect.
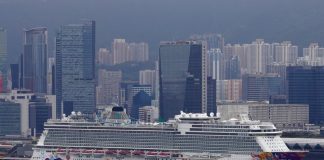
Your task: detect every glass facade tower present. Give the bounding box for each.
[159,41,207,121]
[0,28,7,92]
[55,21,96,118]
[287,66,324,124]
[23,28,48,94]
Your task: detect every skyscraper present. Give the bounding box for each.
[159,41,207,121]
[97,69,122,105]
[23,28,48,94]
[0,28,8,92]
[55,21,96,118]
[287,66,324,124]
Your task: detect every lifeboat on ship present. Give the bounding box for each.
[105,150,117,155]
[70,149,80,154]
[147,151,158,156]
[132,150,145,156]
[93,150,105,155]
[159,152,171,157]
[119,150,131,155]
[82,149,93,154]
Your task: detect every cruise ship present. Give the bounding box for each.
[31,106,306,160]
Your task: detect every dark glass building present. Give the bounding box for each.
[287,66,324,124]
[159,41,207,121]
[131,91,152,120]
[0,101,21,136]
[242,73,284,101]
[55,21,96,118]
[23,28,48,94]
[207,77,216,114]
[0,28,8,92]
[10,64,19,90]
[128,84,152,119]
[29,97,52,136]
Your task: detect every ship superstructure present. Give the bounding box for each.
[31,106,306,160]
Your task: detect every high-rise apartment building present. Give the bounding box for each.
[97,69,122,105]
[23,28,48,94]
[112,39,128,65]
[159,41,207,120]
[247,39,272,74]
[190,33,224,51]
[55,21,96,118]
[299,43,324,66]
[224,40,276,75]
[112,40,149,65]
[216,79,242,102]
[0,28,8,92]
[274,41,298,65]
[96,48,113,65]
[128,42,149,62]
[287,66,324,124]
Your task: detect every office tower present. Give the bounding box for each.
[300,43,324,66]
[0,28,7,92]
[128,42,149,62]
[10,64,19,90]
[128,85,152,120]
[29,97,52,136]
[23,27,48,94]
[0,101,21,136]
[217,102,309,130]
[274,41,298,65]
[287,66,324,124]
[47,57,55,95]
[159,41,207,120]
[139,69,156,98]
[216,79,242,102]
[207,77,216,113]
[242,73,284,101]
[97,69,122,105]
[55,21,96,118]
[112,39,128,64]
[97,48,113,65]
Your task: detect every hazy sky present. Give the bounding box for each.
[1,0,324,62]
